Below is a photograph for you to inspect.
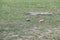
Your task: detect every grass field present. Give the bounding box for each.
[0,0,60,40]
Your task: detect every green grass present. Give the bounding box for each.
[0,0,60,40]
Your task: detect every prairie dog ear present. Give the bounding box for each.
[39,19,44,22]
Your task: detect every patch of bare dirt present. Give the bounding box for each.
[29,11,53,15]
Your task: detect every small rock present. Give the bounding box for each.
[26,19,30,21]
[39,19,44,22]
